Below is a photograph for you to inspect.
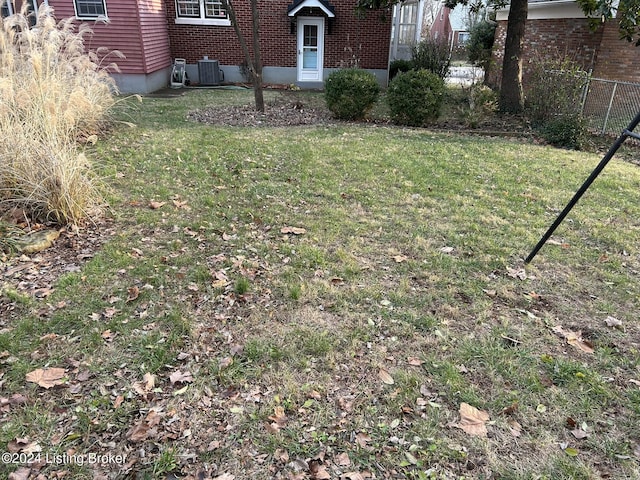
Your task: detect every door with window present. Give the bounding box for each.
[297,17,324,82]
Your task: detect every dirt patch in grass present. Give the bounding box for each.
[187,94,335,127]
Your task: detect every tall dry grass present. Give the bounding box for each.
[0,4,121,225]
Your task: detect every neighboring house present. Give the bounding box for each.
[490,0,640,87]
[429,1,471,51]
[1,0,392,93]
[388,0,472,61]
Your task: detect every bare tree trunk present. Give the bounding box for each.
[222,0,264,112]
[499,0,527,114]
[249,0,264,112]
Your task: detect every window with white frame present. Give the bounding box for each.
[74,0,107,19]
[175,0,229,25]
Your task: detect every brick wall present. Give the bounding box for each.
[489,17,603,88]
[591,19,640,83]
[166,0,392,70]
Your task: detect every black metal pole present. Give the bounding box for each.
[525,110,640,264]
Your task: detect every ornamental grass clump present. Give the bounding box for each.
[0,5,121,224]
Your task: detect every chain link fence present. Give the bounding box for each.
[581,77,640,136]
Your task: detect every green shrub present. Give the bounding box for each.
[468,20,496,71]
[411,39,451,79]
[325,69,380,120]
[0,6,118,224]
[389,59,413,80]
[387,70,445,126]
[539,114,589,150]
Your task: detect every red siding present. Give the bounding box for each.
[166,0,392,70]
[48,0,170,74]
[139,0,172,72]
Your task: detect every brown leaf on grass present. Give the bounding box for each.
[149,201,165,210]
[25,368,66,389]
[378,369,394,385]
[101,329,116,342]
[335,452,351,466]
[126,286,140,303]
[169,370,193,384]
[571,428,589,439]
[455,403,490,437]
[393,254,408,263]
[7,437,31,453]
[132,372,156,397]
[126,409,162,442]
[172,199,190,210]
[355,432,373,450]
[309,459,331,480]
[281,226,306,235]
[218,356,233,370]
[604,316,623,329]
[212,474,235,480]
[407,357,424,366]
[342,472,369,480]
[8,467,31,480]
[552,326,594,354]
[508,419,522,437]
[268,406,287,426]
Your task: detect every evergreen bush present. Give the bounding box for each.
[325,69,380,120]
[387,70,445,126]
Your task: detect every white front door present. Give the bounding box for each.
[297,17,324,82]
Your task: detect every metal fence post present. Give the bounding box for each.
[603,82,617,135]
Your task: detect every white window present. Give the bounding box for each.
[175,0,230,25]
[74,0,107,19]
[397,1,418,46]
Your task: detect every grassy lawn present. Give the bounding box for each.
[1,88,640,480]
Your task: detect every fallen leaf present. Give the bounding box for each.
[508,419,522,437]
[126,286,140,303]
[552,326,594,354]
[483,289,497,297]
[218,356,233,370]
[169,370,193,384]
[440,246,454,254]
[506,267,527,280]
[212,473,235,480]
[268,406,287,427]
[126,409,161,442]
[309,459,331,479]
[172,199,190,210]
[455,402,490,437]
[101,329,116,342]
[407,356,423,366]
[8,467,30,480]
[571,428,589,439]
[604,316,623,329]
[335,452,351,466]
[342,473,368,480]
[355,432,373,450]
[25,368,66,389]
[378,369,394,385]
[280,226,306,235]
[564,447,579,456]
[393,255,408,263]
[149,201,166,210]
